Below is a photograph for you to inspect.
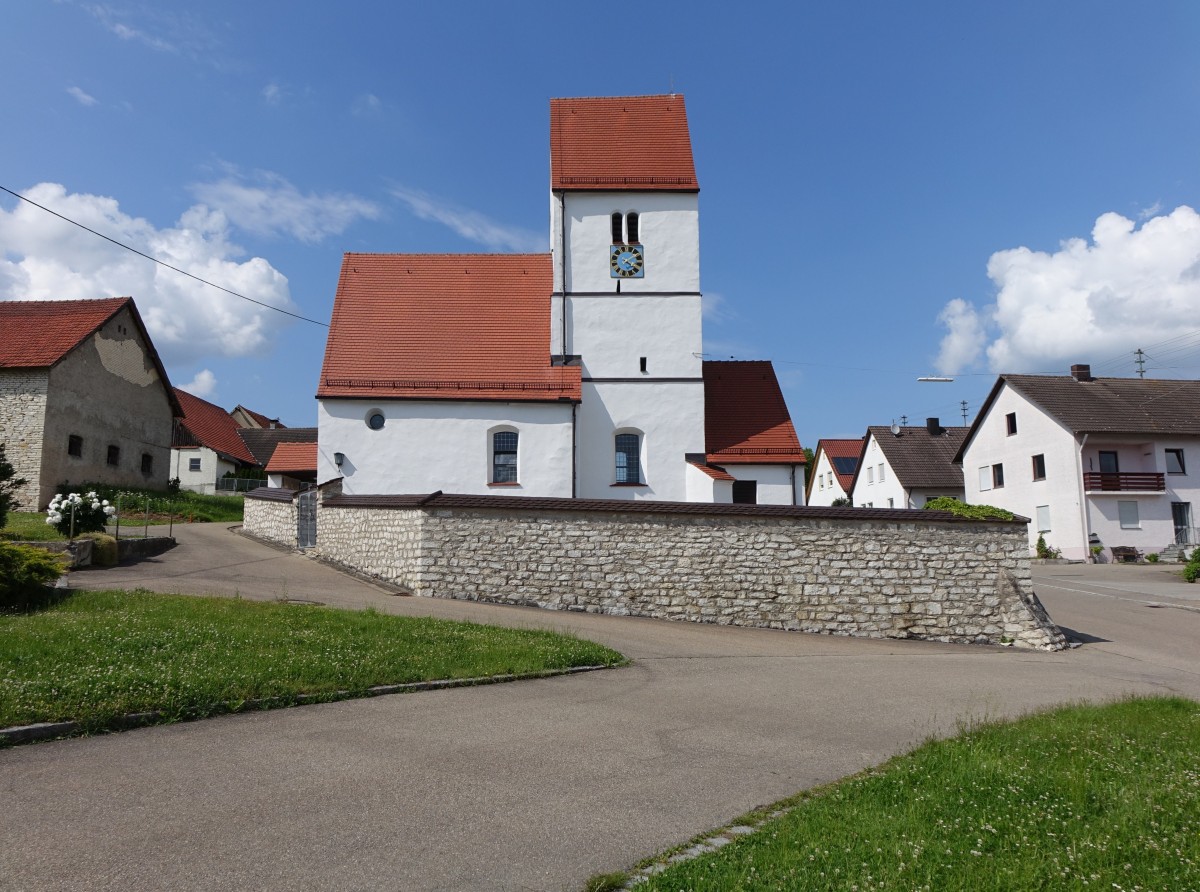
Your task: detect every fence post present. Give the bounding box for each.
[114,495,121,540]
[144,497,150,538]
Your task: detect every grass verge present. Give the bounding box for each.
[1,511,67,541]
[0,589,624,738]
[623,697,1199,891]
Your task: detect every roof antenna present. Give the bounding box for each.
[1135,348,1146,378]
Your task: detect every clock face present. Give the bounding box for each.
[610,244,645,278]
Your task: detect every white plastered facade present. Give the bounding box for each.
[170,446,237,495]
[807,450,851,507]
[961,382,1200,560]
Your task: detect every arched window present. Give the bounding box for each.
[611,212,624,245]
[614,432,641,484]
[626,211,639,244]
[492,430,518,484]
[610,211,640,245]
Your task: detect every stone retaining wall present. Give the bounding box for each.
[243,490,298,548]
[244,491,1065,650]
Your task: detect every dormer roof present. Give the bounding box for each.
[550,94,698,192]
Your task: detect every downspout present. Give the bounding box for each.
[571,402,577,499]
[1076,433,1090,558]
[790,464,797,506]
[558,191,568,359]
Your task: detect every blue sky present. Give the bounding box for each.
[3,1,1199,447]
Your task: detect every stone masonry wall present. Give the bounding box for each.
[0,369,49,513]
[301,498,1065,650]
[243,494,297,548]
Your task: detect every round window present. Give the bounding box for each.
[367,412,385,430]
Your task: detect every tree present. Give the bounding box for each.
[0,443,26,529]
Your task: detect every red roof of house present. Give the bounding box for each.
[703,361,806,464]
[233,405,284,429]
[687,460,737,482]
[815,438,865,492]
[550,95,698,192]
[0,297,132,367]
[318,253,581,402]
[174,388,257,465]
[265,441,317,473]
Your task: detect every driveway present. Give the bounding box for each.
[2,526,1198,892]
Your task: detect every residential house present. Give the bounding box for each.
[805,438,863,506]
[955,364,1200,561]
[230,405,283,430]
[238,425,319,468]
[317,95,804,503]
[0,297,179,509]
[171,388,259,493]
[850,419,967,509]
[265,441,317,490]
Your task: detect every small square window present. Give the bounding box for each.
[1032,454,1046,481]
[68,434,83,457]
[1006,412,1017,435]
[189,457,201,472]
[141,453,153,474]
[106,445,120,467]
[1166,448,1186,475]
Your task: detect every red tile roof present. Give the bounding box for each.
[703,361,806,464]
[265,441,317,473]
[318,253,581,402]
[174,388,257,465]
[550,95,698,192]
[815,438,865,492]
[687,460,737,482]
[0,297,131,367]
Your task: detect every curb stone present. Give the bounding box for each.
[0,663,615,747]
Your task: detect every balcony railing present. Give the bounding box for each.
[1082,472,1165,492]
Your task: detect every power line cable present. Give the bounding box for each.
[0,185,328,327]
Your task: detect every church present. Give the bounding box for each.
[316,94,805,504]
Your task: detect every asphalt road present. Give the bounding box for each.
[2,525,1197,891]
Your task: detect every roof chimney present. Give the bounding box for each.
[1070,364,1092,382]
[926,417,942,436]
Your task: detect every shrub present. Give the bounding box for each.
[45,492,117,537]
[924,497,1015,521]
[0,541,65,609]
[0,443,26,530]
[1185,563,1199,584]
[81,532,118,566]
[1035,534,1062,560]
[1147,552,1160,563]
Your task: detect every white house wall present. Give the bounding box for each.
[723,463,802,505]
[566,295,702,379]
[575,380,705,501]
[552,192,700,295]
[852,436,909,508]
[962,384,1091,559]
[319,399,574,497]
[171,446,236,494]
[807,451,849,506]
[684,463,719,502]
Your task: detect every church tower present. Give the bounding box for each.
[549,94,705,500]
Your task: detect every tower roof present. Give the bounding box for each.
[550,94,698,192]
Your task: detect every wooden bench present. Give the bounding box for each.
[1110,546,1143,563]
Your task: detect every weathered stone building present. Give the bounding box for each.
[0,298,180,509]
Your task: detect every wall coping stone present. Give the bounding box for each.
[322,491,1030,526]
[245,486,298,503]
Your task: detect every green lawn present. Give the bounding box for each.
[621,697,1199,891]
[0,589,624,736]
[1,487,244,539]
[0,511,67,541]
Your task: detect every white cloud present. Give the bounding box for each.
[352,93,382,116]
[180,368,217,398]
[701,291,734,324]
[262,83,283,105]
[935,206,1200,374]
[191,171,381,243]
[67,86,98,107]
[0,182,295,366]
[390,185,543,252]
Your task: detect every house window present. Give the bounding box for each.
[615,433,641,484]
[887,498,894,508]
[367,411,385,431]
[867,467,874,484]
[67,434,83,457]
[626,211,639,244]
[491,431,518,484]
[639,356,647,373]
[189,457,201,472]
[140,453,153,474]
[1118,500,1140,529]
[1006,412,1017,435]
[1166,449,1186,475]
[611,211,640,245]
[611,212,623,244]
[1099,451,1119,474]
[1036,505,1051,533]
[992,463,1005,488]
[818,476,824,490]
[878,463,885,482]
[978,466,992,492]
[1032,454,1046,480]
[732,480,757,504]
[106,445,120,467]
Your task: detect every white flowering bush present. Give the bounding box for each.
[45,491,117,537]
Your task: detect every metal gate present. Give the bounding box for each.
[297,489,318,549]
